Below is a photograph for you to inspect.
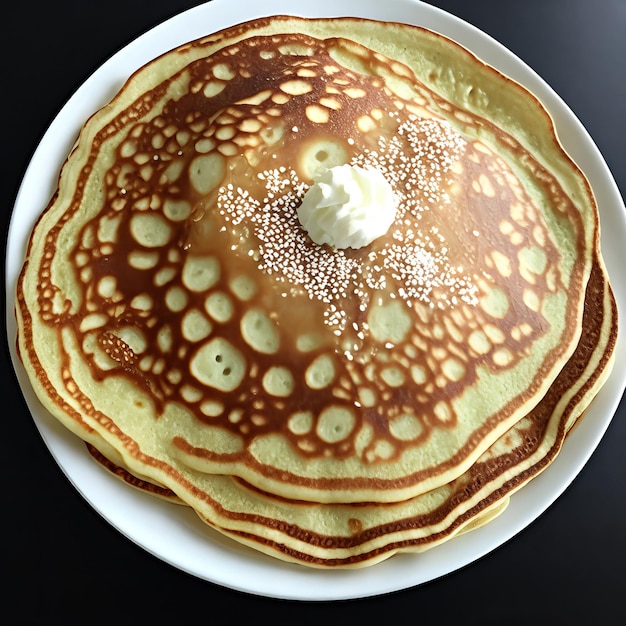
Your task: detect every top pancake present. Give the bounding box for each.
[16,16,606,504]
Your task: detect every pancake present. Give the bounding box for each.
[15,16,617,566]
[86,444,182,504]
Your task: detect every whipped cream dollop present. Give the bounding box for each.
[297,164,397,249]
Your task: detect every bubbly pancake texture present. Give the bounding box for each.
[16,16,616,565]
[85,256,617,566]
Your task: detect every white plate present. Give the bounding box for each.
[6,0,626,601]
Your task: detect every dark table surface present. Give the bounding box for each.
[3,0,625,621]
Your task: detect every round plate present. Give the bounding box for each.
[6,0,626,601]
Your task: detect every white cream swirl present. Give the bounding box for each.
[297,164,397,249]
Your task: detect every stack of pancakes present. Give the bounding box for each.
[15,16,617,567]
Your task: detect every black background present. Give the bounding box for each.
[3,1,625,622]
